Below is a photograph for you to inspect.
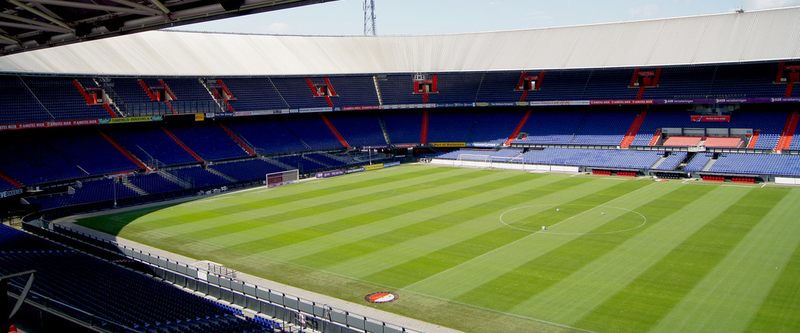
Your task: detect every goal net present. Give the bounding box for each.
[266,169,299,188]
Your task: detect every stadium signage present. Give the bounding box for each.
[0,188,23,198]
[364,292,398,304]
[346,167,365,174]
[104,115,162,124]
[430,142,467,148]
[691,115,731,123]
[315,169,345,178]
[384,161,401,168]
[363,163,385,171]
[0,119,99,131]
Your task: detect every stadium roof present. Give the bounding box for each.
[1,6,800,76]
[0,0,332,56]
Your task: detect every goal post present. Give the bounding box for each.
[266,169,299,188]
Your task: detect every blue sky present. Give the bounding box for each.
[178,0,800,35]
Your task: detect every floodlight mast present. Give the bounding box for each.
[363,0,376,36]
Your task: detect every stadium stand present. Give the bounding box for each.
[708,153,800,177]
[380,110,422,145]
[514,110,635,146]
[166,166,229,188]
[520,148,661,169]
[273,155,328,174]
[209,159,285,183]
[652,152,689,171]
[272,77,331,109]
[684,153,713,173]
[23,77,109,121]
[327,76,380,107]
[109,126,198,168]
[222,78,288,111]
[27,178,138,210]
[127,172,186,195]
[327,112,387,147]
[0,76,52,124]
[0,225,267,332]
[663,136,703,147]
[225,117,310,155]
[630,109,787,149]
[167,123,250,161]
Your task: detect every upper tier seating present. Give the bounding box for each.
[0,225,265,332]
[108,78,170,116]
[223,78,288,111]
[0,76,52,124]
[378,74,420,105]
[644,64,785,99]
[23,77,109,121]
[162,78,214,102]
[327,76,380,107]
[271,77,330,109]
[474,71,525,102]
[427,73,484,104]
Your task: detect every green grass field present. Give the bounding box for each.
[77,165,800,333]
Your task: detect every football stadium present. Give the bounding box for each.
[2,1,800,333]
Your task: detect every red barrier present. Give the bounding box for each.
[702,175,725,182]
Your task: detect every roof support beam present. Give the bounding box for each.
[0,33,19,44]
[106,0,164,16]
[6,0,72,30]
[0,13,71,31]
[0,20,70,33]
[148,0,171,14]
[148,0,170,14]
[22,0,158,16]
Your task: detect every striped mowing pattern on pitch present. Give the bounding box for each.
[78,164,800,333]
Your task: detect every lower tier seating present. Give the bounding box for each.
[0,225,266,333]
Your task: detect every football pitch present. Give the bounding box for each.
[77,164,800,333]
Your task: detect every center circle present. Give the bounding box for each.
[498,203,647,235]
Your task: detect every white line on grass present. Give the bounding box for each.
[235,253,596,333]
[497,204,647,235]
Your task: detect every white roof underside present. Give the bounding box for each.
[1,7,800,76]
